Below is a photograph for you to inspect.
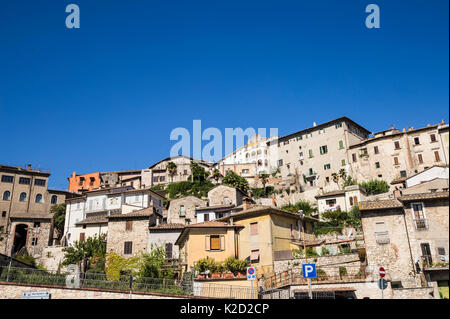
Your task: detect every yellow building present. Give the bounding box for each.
[218,205,316,276]
[175,221,244,272]
[175,205,317,277]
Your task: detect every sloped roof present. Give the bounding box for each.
[9,213,53,220]
[315,190,346,199]
[75,216,109,225]
[359,199,403,211]
[399,191,449,202]
[149,223,185,231]
[107,207,155,219]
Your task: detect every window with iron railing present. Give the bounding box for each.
[413,218,429,230]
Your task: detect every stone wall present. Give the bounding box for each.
[167,196,206,224]
[106,218,149,257]
[0,282,193,299]
[390,287,436,299]
[274,253,363,277]
[38,246,66,271]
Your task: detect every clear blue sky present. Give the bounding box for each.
[0,0,448,190]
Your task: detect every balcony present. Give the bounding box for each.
[414,218,429,230]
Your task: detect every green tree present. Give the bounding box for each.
[281,200,317,216]
[62,234,106,271]
[258,173,270,195]
[51,203,66,241]
[359,179,389,195]
[222,171,249,193]
[189,161,210,183]
[211,168,222,183]
[167,161,178,183]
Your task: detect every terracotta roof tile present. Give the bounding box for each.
[399,191,449,201]
[359,199,403,211]
[107,207,154,219]
[149,223,185,230]
[75,216,109,225]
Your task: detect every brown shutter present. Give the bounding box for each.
[418,154,423,164]
[434,151,440,162]
[79,233,85,242]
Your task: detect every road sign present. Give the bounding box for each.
[247,266,256,281]
[379,267,386,278]
[22,291,50,299]
[302,264,317,279]
[378,278,388,290]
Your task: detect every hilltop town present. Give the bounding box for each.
[0,116,448,299]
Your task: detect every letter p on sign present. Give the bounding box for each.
[302,264,317,279]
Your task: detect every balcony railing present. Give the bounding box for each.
[413,218,429,230]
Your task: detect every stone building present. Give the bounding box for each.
[106,207,162,258]
[268,117,371,198]
[360,188,449,294]
[315,185,367,215]
[207,184,247,207]
[142,155,213,187]
[349,122,448,185]
[64,186,164,246]
[0,164,75,256]
[166,195,206,225]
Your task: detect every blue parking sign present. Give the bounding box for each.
[302,264,317,278]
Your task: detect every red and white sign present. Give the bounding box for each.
[379,267,386,278]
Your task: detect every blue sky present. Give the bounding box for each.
[0,0,448,190]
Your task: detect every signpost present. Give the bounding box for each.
[247,266,256,299]
[22,291,50,299]
[302,263,317,299]
[378,267,387,299]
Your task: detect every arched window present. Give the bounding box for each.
[35,194,43,203]
[19,192,27,202]
[3,191,11,201]
[51,195,58,205]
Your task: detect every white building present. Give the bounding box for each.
[63,186,164,246]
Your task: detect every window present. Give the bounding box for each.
[184,170,188,175]
[335,122,343,129]
[79,233,85,242]
[308,149,313,158]
[430,134,437,142]
[3,191,11,201]
[341,159,346,166]
[34,179,46,187]
[160,176,165,182]
[153,177,158,182]
[33,221,40,228]
[2,211,6,217]
[412,203,428,230]
[250,222,258,235]
[418,154,424,164]
[437,247,446,256]
[325,176,330,183]
[250,250,260,263]
[324,164,331,170]
[89,177,95,186]
[319,145,328,155]
[434,151,441,162]
[1,175,13,183]
[51,195,58,205]
[19,177,31,185]
[421,243,432,265]
[241,169,249,174]
[124,241,133,254]
[393,157,399,165]
[414,137,420,145]
[400,170,407,178]
[210,235,221,251]
[374,221,389,244]
[374,146,379,154]
[375,162,380,169]
[179,205,185,216]
[35,194,43,203]
[223,197,230,205]
[19,192,27,202]
[352,154,357,162]
[308,168,314,176]
[31,238,38,246]
[204,214,209,222]
[126,220,133,231]
[165,243,173,259]
[78,177,85,186]
[394,141,401,150]
[338,140,344,149]
[299,152,303,160]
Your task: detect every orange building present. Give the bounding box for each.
[68,172,101,193]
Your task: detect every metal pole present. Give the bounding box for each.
[251,280,254,299]
[6,245,14,282]
[308,278,312,299]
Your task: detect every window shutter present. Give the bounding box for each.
[205,235,210,251]
[220,235,225,251]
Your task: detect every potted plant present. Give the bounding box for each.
[224,257,250,277]
[194,256,216,278]
[211,262,225,278]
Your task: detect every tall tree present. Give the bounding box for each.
[167,161,178,183]
[258,173,270,195]
[211,168,222,183]
[51,203,67,241]
[222,171,249,193]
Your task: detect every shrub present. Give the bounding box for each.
[359,179,389,195]
[321,247,330,256]
[316,269,327,280]
[292,249,303,258]
[306,247,319,257]
[224,257,250,275]
[194,256,217,274]
[339,266,348,277]
[281,201,317,216]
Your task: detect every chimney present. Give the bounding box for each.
[391,125,395,130]
[243,197,252,211]
[313,122,317,127]
[27,164,32,171]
